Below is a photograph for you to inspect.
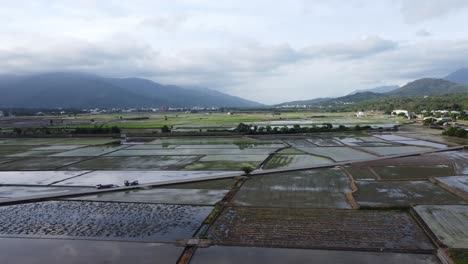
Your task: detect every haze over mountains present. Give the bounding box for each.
[278,68,468,107]
[0,73,261,108]
[347,85,400,95]
[0,68,467,109]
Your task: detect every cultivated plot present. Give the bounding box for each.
[0,171,90,185]
[49,138,119,145]
[354,181,465,207]
[183,160,262,171]
[67,188,228,205]
[343,166,378,180]
[233,168,352,209]
[51,145,127,157]
[191,246,440,264]
[358,146,433,156]
[124,144,177,149]
[263,154,333,170]
[433,151,468,175]
[393,140,447,149]
[7,150,64,157]
[414,205,468,249]
[0,157,88,170]
[149,137,262,145]
[64,156,201,170]
[0,238,184,264]
[0,201,212,242]
[306,138,344,146]
[298,147,376,161]
[53,170,238,187]
[207,207,434,251]
[160,178,238,190]
[106,148,275,156]
[174,143,286,149]
[372,165,455,180]
[435,176,468,196]
[0,186,91,200]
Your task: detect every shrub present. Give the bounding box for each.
[241,164,255,174]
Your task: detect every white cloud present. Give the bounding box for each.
[415,29,432,37]
[400,0,468,23]
[0,0,467,103]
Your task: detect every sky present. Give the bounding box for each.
[0,0,468,104]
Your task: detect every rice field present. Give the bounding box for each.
[0,129,466,263]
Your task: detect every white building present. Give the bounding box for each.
[0,111,4,117]
[392,110,415,119]
[355,111,366,117]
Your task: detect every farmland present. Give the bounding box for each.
[0,113,467,263]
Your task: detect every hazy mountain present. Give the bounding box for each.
[347,85,399,95]
[277,77,468,106]
[388,78,468,96]
[277,92,385,107]
[331,91,386,103]
[0,72,261,108]
[276,97,332,106]
[444,68,468,84]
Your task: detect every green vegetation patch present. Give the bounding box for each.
[449,250,468,264]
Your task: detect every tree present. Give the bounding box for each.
[161,125,171,133]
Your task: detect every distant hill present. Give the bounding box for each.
[331,91,386,103]
[277,92,385,107]
[0,73,261,108]
[277,77,468,107]
[276,97,332,106]
[445,68,468,84]
[388,78,468,96]
[347,85,399,95]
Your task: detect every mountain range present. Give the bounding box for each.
[278,68,468,107]
[444,68,468,84]
[0,73,261,108]
[347,85,399,95]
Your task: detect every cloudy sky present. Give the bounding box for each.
[1,0,468,104]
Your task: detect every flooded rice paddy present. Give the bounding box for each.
[191,246,440,264]
[0,201,212,242]
[233,168,352,208]
[0,133,465,263]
